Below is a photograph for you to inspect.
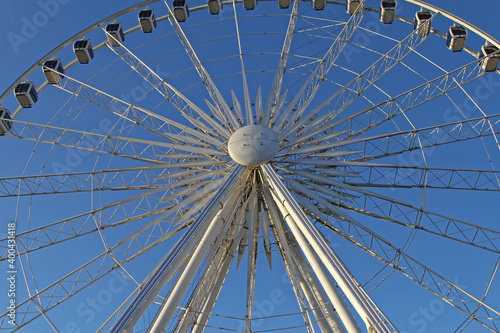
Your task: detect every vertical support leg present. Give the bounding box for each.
[111,166,245,333]
[150,191,243,332]
[262,164,391,333]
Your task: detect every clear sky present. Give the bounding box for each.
[0,0,499,86]
[0,1,499,332]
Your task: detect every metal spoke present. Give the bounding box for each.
[263,0,300,126]
[312,199,500,332]
[0,166,166,198]
[340,114,500,162]
[162,0,239,131]
[4,118,167,163]
[0,170,228,261]
[350,165,500,191]
[271,0,367,133]
[231,0,252,126]
[52,68,214,142]
[290,58,491,148]
[101,31,231,143]
[281,166,500,254]
[281,18,432,144]
[0,208,201,331]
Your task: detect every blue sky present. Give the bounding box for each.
[0,1,500,332]
[0,0,499,86]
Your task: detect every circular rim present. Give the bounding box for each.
[1,1,500,332]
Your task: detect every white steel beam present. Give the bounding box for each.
[272,0,366,133]
[263,0,300,126]
[263,187,317,333]
[262,164,392,333]
[189,199,249,333]
[110,166,245,333]
[264,188,344,333]
[262,169,362,333]
[149,190,242,332]
[162,0,240,132]
[245,186,259,332]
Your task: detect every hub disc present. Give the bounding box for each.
[227,125,279,167]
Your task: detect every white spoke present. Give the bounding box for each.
[5,118,223,163]
[271,0,367,133]
[2,2,500,332]
[231,0,252,126]
[280,22,432,144]
[341,114,500,162]
[102,31,231,142]
[350,165,500,191]
[53,70,177,139]
[263,0,300,126]
[162,0,240,131]
[278,114,500,168]
[111,166,246,333]
[315,59,490,143]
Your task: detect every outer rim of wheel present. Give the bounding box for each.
[2,1,500,331]
[1,0,499,112]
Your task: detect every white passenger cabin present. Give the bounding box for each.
[207,0,222,14]
[0,108,13,135]
[243,0,257,10]
[73,39,94,64]
[138,9,157,33]
[479,45,500,72]
[446,26,467,52]
[346,0,361,15]
[379,0,396,24]
[413,11,432,36]
[277,0,290,9]
[173,0,189,22]
[43,59,65,84]
[105,23,125,46]
[15,82,38,108]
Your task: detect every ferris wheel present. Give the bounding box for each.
[1,0,500,332]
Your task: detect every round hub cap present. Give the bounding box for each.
[228,125,279,167]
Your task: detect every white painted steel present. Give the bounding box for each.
[262,166,363,333]
[262,164,393,333]
[3,1,500,332]
[111,166,245,333]
[149,191,242,332]
[228,125,279,166]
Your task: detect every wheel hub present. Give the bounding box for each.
[227,125,279,167]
